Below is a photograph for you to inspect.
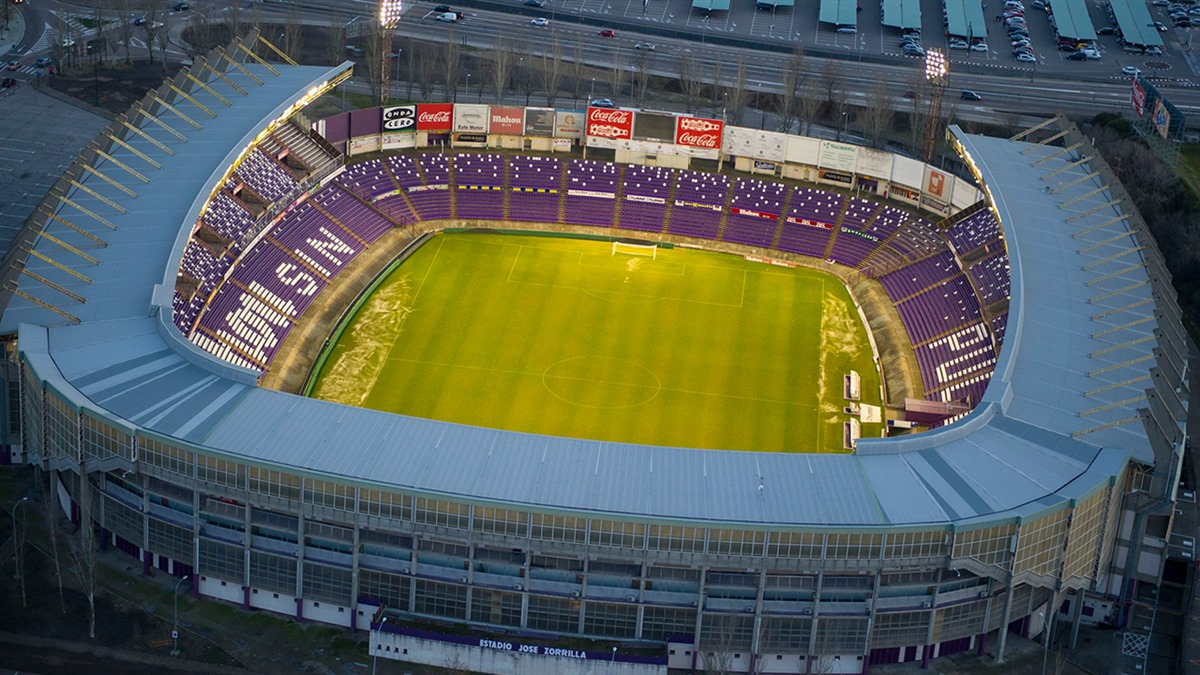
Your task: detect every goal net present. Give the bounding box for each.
[612,241,657,259]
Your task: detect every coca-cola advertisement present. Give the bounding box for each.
[417,103,454,132]
[382,105,417,133]
[489,106,525,135]
[674,116,723,149]
[586,107,633,140]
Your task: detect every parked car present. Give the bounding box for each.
[903,44,925,56]
[1066,50,1088,60]
[1016,52,1037,62]
[1147,46,1163,55]
[836,24,857,33]
[589,98,615,107]
[1058,43,1078,51]
[1080,48,1102,59]
[1097,26,1116,35]
[970,42,989,52]
[949,39,969,49]
[961,90,982,101]
[598,28,616,36]
[530,17,549,25]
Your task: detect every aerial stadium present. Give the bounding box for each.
[1,32,1190,674]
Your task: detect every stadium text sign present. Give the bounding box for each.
[417,103,453,132]
[675,116,723,149]
[478,639,587,659]
[489,106,525,134]
[382,105,416,132]
[586,107,633,139]
[1131,78,1146,118]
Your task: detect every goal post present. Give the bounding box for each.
[612,241,657,259]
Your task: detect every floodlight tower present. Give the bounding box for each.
[922,48,948,164]
[378,0,403,105]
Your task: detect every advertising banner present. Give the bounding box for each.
[489,106,525,135]
[417,103,453,132]
[633,112,676,142]
[817,140,858,173]
[1131,78,1146,118]
[723,127,785,162]
[453,104,489,133]
[924,168,947,199]
[674,116,723,150]
[586,107,634,140]
[855,146,894,178]
[1153,98,1171,140]
[554,110,585,139]
[382,105,417,133]
[524,108,555,137]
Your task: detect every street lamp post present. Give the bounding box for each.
[11,496,27,580]
[1040,607,1055,675]
[590,77,596,102]
[372,616,389,675]
[377,0,403,105]
[464,72,470,104]
[611,645,617,662]
[171,575,189,656]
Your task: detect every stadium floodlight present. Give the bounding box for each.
[378,0,403,106]
[922,48,949,164]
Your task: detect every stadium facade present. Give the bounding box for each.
[1,35,1191,674]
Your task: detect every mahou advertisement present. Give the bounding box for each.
[489,106,525,135]
[675,116,723,149]
[586,107,633,140]
[417,103,453,132]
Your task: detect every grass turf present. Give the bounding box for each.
[309,232,883,452]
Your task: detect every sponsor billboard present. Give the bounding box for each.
[633,111,676,142]
[489,106,525,135]
[555,111,585,139]
[1154,98,1171,140]
[524,108,555,137]
[675,116,723,150]
[382,105,417,133]
[417,103,453,132]
[817,140,857,173]
[586,107,634,140]
[453,104,489,133]
[925,168,947,199]
[1131,78,1146,118]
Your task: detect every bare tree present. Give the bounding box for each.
[441,37,462,102]
[607,49,625,105]
[282,4,304,61]
[822,60,849,140]
[538,37,564,107]
[116,0,136,64]
[725,55,750,127]
[632,49,654,108]
[43,476,67,613]
[155,11,171,68]
[677,53,704,114]
[861,77,895,149]
[326,18,347,68]
[226,0,242,42]
[488,37,516,103]
[143,0,163,64]
[775,47,806,134]
[571,44,589,105]
[514,41,536,106]
[708,57,726,114]
[415,49,438,101]
[364,23,383,102]
[69,517,100,639]
[187,3,214,60]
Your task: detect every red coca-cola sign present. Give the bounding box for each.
[586,107,633,139]
[417,103,454,131]
[675,116,723,149]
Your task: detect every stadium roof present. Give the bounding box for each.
[11,56,1187,529]
[819,0,857,27]
[1049,0,1098,41]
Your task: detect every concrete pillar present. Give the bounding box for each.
[242,585,251,609]
[993,576,1017,664]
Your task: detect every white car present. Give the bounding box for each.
[1121,66,1141,76]
[949,40,969,49]
[530,17,549,25]
[633,42,656,50]
[970,42,989,52]
[1016,52,1036,62]
[1081,48,1101,59]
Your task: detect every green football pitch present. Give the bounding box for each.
[308,232,883,453]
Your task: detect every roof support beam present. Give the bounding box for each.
[1019,128,1070,152]
[184,72,233,107]
[167,84,219,119]
[80,164,138,199]
[1012,115,1064,143]
[59,196,119,231]
[9,288,80,325]
[39,209,108,248]
[1090,335,1156,357]
[217,49,264,86]
[91,146,151,183]
[131,105,190,143]
[1091,298,1152,321]
[1079,230,1135,255]
[104,133,162,169]
[1088,353,1155,377]
[1082,246,1144,270]
[1085,263,1148,287]
[1048,172,1101,195]
[1041,156,1094,181]
[1071,416,1141,438]
[199,60,248,97]
[1092,315,1155,338]
[67,178,128,214]
[235,40,282,74]
[1085,374,1151,397]
[146,93,204,130]
[1073,213,1131,239]
[1064,199,1122,223]
[250,34,296,67]
[20,269,87,304]
[1058,184,1108,207]
[119,120,175,156]
[38,231,101,265]
[27,250,93,282]
[1089,280,1149,304]
[1030,142,1085,167]
[1078,396,1147,417]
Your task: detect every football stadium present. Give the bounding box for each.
[2,33,1191,674]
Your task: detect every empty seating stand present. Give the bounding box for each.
[453,154,506,221]
[564,160,619,229]
[509,156,563,224]
[723,178,786,249]
[619,165,675,233]
[667,170,728,240]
